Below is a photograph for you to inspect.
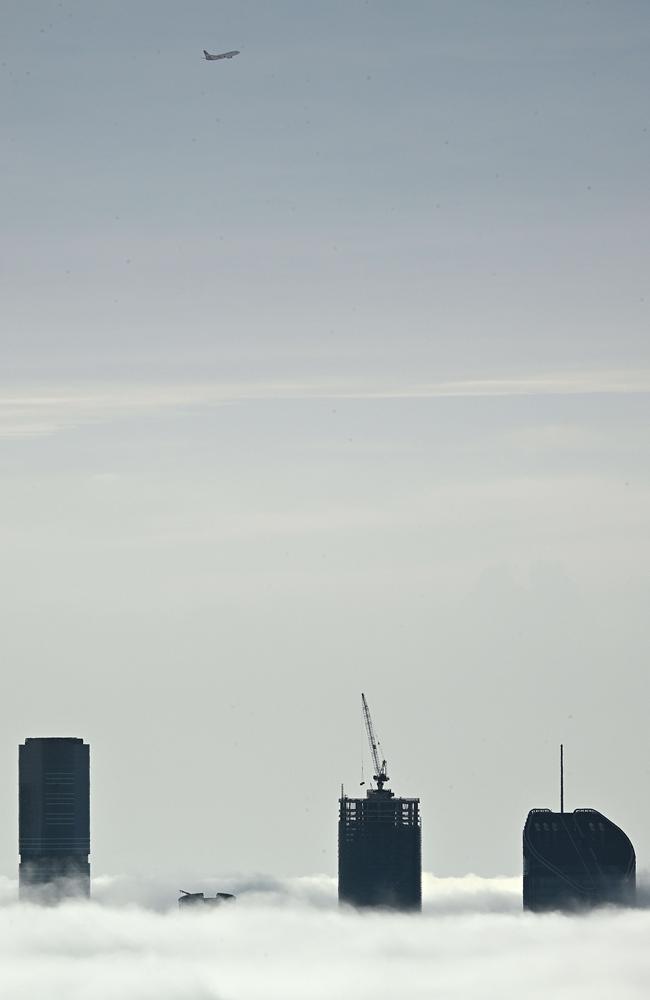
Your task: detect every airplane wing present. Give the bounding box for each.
[203,49,240,60]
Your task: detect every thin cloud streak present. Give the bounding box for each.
[1,369,649,439]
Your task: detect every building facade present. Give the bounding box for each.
[523,807,636,911]
[338,788,421,910]
[19,737,90,902]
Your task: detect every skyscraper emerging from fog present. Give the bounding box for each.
[19,737,90,901]
[339,789,422,910]
[523,808,636,911]
[338,693,421,911]
[523,745,635,911]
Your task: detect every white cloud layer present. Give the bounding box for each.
[0,874,649,999]
[1,368,649,438]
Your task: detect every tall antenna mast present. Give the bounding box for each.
[361,692,389,792]
[560,743,564,813]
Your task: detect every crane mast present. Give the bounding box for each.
[361,692,389,792]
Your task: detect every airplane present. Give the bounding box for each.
[203,49,240,61]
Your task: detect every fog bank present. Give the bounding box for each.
[1,874,648,999]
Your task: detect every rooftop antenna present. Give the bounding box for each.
[560,743,564,813]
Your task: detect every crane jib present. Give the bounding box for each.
[361,692,389,791]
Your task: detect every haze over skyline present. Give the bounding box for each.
[1,0,649,885]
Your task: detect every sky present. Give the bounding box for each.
[1,0,649,889]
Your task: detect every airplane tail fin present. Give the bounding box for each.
[203,49,209,58]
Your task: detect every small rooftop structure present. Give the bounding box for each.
[178,889,236,909]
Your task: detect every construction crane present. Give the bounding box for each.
[361,692,389,792]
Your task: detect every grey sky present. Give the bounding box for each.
[3,0,649,379]
[1,2,649,882]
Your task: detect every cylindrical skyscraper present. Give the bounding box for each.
[19,737,90,902]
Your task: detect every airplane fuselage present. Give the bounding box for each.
[204,49,240,61]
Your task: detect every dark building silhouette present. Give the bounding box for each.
[178,890,236,909]
[523,809,636,912]
[339,694,421,911]
[19,737,90,902]
[339,789,421,910]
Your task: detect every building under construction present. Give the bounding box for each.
[523,747,636,911]
[338,694,421,911]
